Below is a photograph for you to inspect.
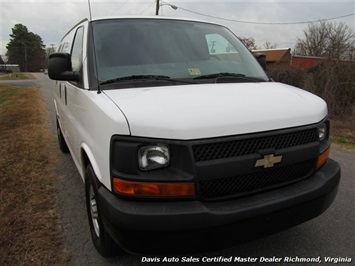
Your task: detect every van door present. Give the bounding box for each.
[64,25,86,165]
[55,34,74,152]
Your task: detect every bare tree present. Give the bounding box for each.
[346,43,355,61]
[239,37,257,50]
[296,21,354,60]
[263,41,278,49]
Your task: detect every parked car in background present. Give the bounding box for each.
[0,67,13,74]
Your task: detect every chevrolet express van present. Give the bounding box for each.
[48,17,341,256]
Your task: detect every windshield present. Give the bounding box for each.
[92,19,268,84]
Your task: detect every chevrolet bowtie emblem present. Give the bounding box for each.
[255,154,283,168]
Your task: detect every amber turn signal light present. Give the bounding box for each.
[113,178,196,197]
[317,146,330,169]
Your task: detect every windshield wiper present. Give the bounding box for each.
[100,75,169,85]
[100,75,197,85]
[193,72,265,82]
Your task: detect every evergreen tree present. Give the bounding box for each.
[6,24,46,72]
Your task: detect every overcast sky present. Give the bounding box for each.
[0,0,354,56]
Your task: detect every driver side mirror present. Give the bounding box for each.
[48,52,79,81]
[254,53,267,71]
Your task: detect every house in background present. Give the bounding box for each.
[291,55,325,68]
[252,48,329,68]
[252,48,291,65]
[0,64,20,73]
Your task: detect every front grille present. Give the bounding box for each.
[199,159,316,200]
[192,128,318,162]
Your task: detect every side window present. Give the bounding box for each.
[61,41,70,53]
[71,27,84,72]
[205,34,239,61]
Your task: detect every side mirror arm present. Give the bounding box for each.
[254,53,267,71]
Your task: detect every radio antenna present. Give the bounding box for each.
[88,0,93,21]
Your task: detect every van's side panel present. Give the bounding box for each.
[54,27,76,159]
[69,89,131,187]
[54,22,130,189]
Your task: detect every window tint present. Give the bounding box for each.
[71,27,84,71]
[92,19,268,83]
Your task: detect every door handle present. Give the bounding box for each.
[64,85,67,105]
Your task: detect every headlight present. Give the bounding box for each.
[138,144,170,171]
[318,123,328,141]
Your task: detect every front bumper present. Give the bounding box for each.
[98,159,340,254]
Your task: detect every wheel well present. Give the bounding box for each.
[81,149,90,174]
[81,147,103,185]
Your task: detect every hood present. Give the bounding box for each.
[104,82,327,140]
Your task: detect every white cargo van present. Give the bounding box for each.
[48,17,340,256]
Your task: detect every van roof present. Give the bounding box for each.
[90,16,222,26]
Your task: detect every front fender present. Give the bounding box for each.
[81,142,102,183]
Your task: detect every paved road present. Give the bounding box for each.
[28,73,355,265]
[0,77,38,86]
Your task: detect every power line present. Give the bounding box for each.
[166,3,355,25]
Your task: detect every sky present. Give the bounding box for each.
[0,0,354,57]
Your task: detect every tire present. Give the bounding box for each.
[85,164,119,257]
[56,119,69,153]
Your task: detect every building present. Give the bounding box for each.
[0,64,20,72]
[252,49,338,68]
[252,48,291,65]
[291,56,327,68]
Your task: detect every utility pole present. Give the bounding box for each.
[155,0,177,15]
[155,0,160,15]
[23,41,27,72]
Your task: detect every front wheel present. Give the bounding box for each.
[85,164,119,257]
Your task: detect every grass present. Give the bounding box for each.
[0,85,70,265]
[332,138,355,148]
[330,114,355,151]
[0,72,35,80]
[0,85,21,108]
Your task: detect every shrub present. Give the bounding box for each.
[267,64,306,88]
[305,61,355,117]
[267,62,355,118]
